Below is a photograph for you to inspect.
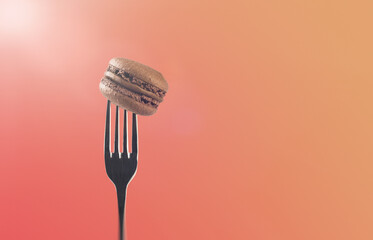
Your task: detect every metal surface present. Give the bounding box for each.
[104,100,138,240]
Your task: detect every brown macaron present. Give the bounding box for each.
[99,58,168,116]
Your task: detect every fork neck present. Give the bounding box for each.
[116,185,127,208]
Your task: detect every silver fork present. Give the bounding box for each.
[104,100,138,240]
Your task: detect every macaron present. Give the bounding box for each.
[99,58,168,116]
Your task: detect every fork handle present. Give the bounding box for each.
[116,185,127,240]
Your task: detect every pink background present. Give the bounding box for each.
[1,0,373,239]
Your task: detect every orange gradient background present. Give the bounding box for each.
[1,0,373,239]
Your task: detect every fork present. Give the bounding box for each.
[104,100,138,240]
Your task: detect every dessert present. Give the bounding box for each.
[99,58,168,116]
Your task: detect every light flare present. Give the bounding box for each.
[0,0,43,37]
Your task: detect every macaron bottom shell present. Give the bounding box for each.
[99,77,157,116]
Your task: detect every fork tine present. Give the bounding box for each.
[114,105,119,154]
[123,110,128,157]
[132,113,138,154]
[104,100,111,155]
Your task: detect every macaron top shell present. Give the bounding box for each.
[109,58,168,92]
